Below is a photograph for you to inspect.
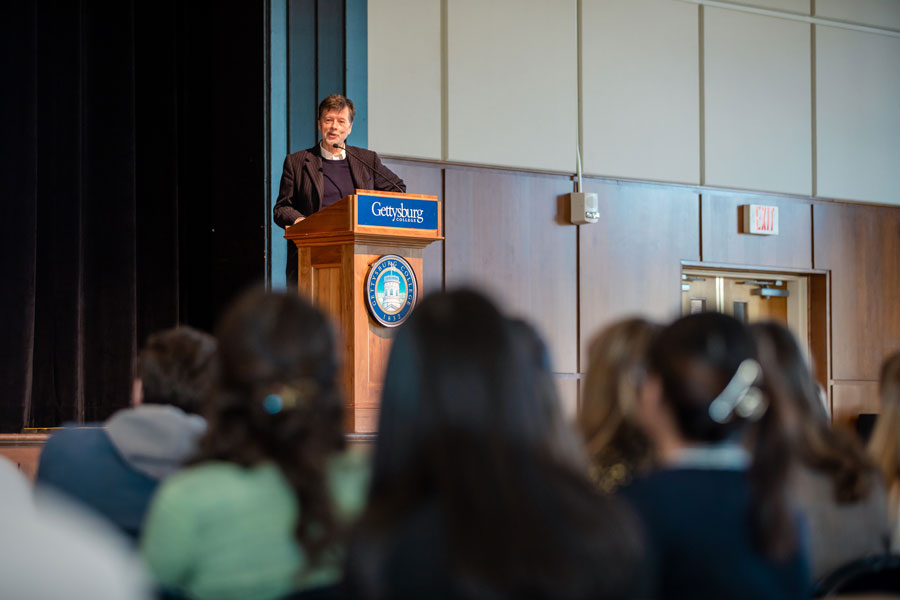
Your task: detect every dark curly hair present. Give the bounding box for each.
[191,287,345,564]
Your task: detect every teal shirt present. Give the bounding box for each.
[141,451,369,600]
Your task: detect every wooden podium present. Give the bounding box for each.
[285,190,442,433]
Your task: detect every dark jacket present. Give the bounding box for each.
[274,144,406,285]
[35,405,205,540]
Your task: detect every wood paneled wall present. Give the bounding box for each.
[701,193,812,269]
[442,168,578,373]
[814,202,900,424]
[384,157,900,425]
[832,382,881,428]
[580,180,700,361]
[815,202,900,381]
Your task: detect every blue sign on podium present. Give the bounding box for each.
[357,193,439,230]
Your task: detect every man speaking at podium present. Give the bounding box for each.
[274,94,406,287]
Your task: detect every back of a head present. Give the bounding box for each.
[138,326,217,414]
[869,351,900,487]
[650,312,761,442]
[372,290,575,495]
[752,321,877,503]
[580,318,659,492]
[200,286,343,459]
[194,287,344,561]
[649,312,796,559]
[355,290,644,599]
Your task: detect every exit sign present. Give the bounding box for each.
[741,204,779,235]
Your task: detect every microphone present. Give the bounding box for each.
[332,143,404,193]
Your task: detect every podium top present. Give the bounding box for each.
[285,189,442,248]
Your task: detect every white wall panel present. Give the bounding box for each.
[447,0,577,172]
[704,7,812,195]
[816,0,900,30]
[817,26,900,205]
[582,0,700,184]
[368,0,442,159]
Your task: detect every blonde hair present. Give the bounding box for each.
[578,318,659,492]
[869,352,900,513]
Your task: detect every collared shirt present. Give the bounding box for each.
[670,442,751,471]
[320,142,346,161]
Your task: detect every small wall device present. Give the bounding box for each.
[569,192,599,224]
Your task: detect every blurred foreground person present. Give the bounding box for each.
[36,326,216,540]
[868,351,900,549]
[346,290,646,600]
[0,456,151,599]
[141,289,368,600]
[579,318,660,493]
[752,322,889,580]
[622,312,808,600]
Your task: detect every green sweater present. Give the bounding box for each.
[140,451,369,600]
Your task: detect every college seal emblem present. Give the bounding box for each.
[365,255,418,327]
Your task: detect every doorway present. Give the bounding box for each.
[681,268,809,352]
[679,266,830,410]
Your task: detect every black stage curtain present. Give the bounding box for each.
[0,1,266,432]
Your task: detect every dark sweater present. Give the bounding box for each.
[620,468,809,600]
[321,158,354,209]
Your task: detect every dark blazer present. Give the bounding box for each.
[274,144,406,285]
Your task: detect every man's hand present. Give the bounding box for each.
[293,216,305,225]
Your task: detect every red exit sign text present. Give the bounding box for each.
[741,204,779,236]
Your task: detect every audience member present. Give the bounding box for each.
[36,326,216,540]
[140,288,368,600]
[345,290,646,600]
[621,311,809,600]
[578,318,660,493]
[0,456,151,599]
[868,350,900,550]
[752,322,889,580]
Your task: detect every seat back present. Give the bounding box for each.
[813,554,900,597]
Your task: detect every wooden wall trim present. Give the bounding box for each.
[382,155,900,210]
[681,260,829,276]
[0,434,49,481]
[383,155,577,178]
[0,434,50,445]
